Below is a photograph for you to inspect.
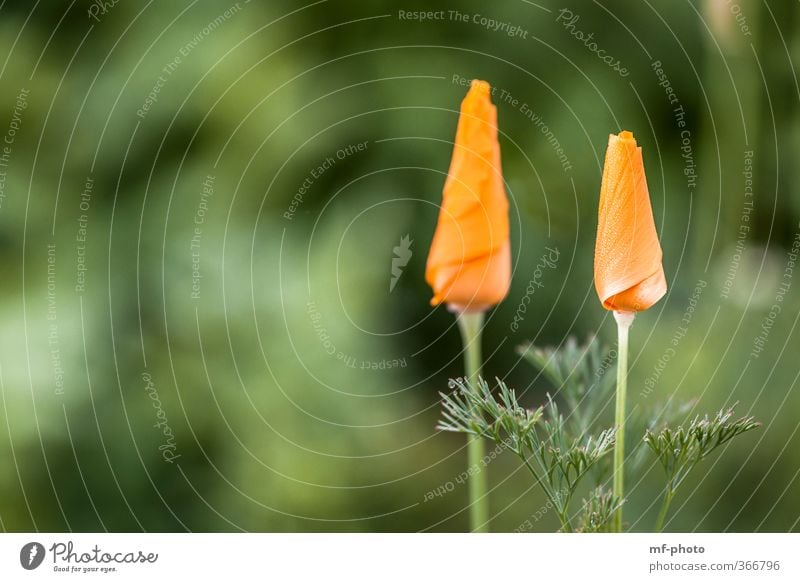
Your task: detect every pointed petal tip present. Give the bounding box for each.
[610,130,637,147]
[469,79,491,95]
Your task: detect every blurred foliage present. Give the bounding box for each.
[0,0,799,532]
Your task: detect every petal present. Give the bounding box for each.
[426,80,511,311]
[594,131,667,312]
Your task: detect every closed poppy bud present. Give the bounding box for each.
[426,80,511,313]
[594,130,667,312]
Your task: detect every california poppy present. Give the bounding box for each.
[426,80,511,312]
[594,130,666,312]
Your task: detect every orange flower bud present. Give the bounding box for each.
[594,130,667,312]
[426,80,511,313]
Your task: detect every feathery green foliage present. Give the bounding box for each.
[439,376,615,531]
[439,336,761,533]
[645,407,760,530]
[518,336,617,439]
[577,487,621,533]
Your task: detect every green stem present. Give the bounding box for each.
[520,453,570,531]
[560,490,574,533]
[654,487,674,533]
[612,311,634,532]
[456,310,488,533]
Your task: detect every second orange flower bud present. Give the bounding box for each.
[594,130,667,313]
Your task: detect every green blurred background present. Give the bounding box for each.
[0,0,799,532]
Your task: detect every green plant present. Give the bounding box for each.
[645,407,760,531]
[439,376,615,531]
[437,336,761,532]
[577,487,621,533]
[517,336,617,440]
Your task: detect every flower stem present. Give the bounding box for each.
[456,310,488,533]
[655,488,674,533]
[520,453,568,531]
[612,310,634,532]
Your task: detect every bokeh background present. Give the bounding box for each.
[1,0,799,532]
